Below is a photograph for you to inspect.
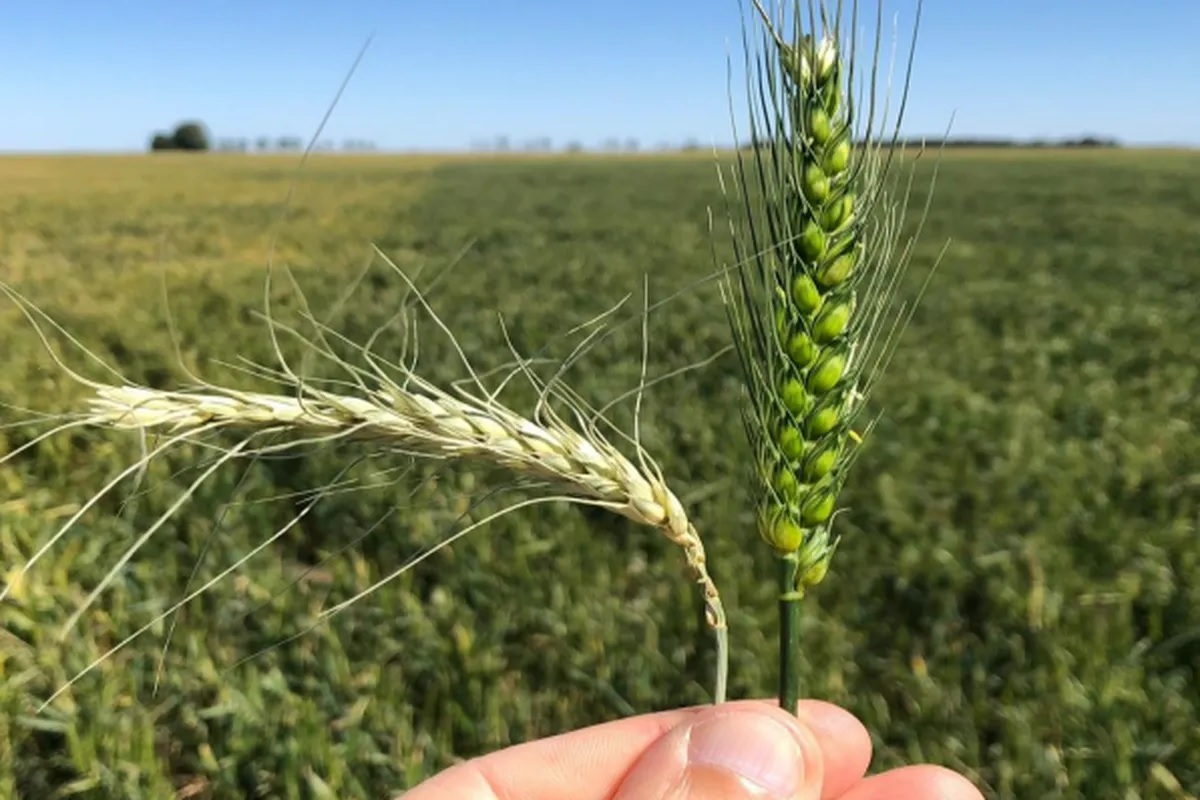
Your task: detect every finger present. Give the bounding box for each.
[794,700,872,799]
[835,765,984,800]
[403,699,871,800]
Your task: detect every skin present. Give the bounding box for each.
[404,699,984,800]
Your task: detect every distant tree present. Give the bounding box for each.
[564,140,584,153]
[523,137,552,152]
[256,136,272,152]
[276,136,303,152]
[171,121,210,151]
[1068,135,1119,148]
[149,131,176,152]
[623,137,640,152]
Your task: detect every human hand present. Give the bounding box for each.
[404,698,983,799]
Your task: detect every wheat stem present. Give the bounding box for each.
[777,552,802,711]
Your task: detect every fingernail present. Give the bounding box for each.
[688,711,804,797]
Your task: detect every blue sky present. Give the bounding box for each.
[2,0,1197,153]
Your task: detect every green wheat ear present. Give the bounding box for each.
[719,0,931,708]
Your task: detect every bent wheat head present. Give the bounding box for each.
[0,264,730,706]
[86,381,723,629]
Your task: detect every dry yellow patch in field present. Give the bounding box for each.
[0,153,439,340]
[0,153,440,287]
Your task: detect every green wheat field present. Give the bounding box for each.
[1,150,1198,798]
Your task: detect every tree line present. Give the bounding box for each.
[148,121,376,153]
[153,119,1121,157]
[739,134,1123,151]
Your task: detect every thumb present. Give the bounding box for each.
[612,704,825,800]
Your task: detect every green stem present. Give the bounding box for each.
[778,552,802,714]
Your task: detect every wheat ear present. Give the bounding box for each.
[0,261,730,707]
[720,0,931,712]
[86,383,724,620]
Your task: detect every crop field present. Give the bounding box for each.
[1,149,1198,798]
